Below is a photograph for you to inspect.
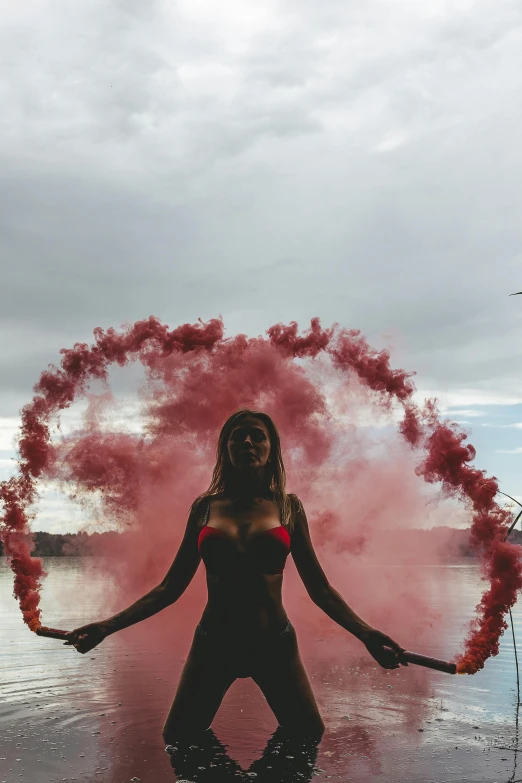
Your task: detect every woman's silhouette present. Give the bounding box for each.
[66,409,405,743]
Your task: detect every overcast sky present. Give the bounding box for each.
[1,0,522,531]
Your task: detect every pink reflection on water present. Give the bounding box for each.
[92,618,444,783]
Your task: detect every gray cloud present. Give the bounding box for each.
[1,0,522,422]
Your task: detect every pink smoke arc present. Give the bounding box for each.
[0,316,520,674]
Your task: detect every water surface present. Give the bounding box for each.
[1,559,520,782]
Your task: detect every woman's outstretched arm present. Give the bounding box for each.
[66,497,205,653]
[290,495,405,670]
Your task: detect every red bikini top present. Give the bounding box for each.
[197,499,291,575]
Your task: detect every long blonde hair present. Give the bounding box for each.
[194,409,295,531]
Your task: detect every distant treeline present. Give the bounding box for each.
[0,530,122,557]
[1,527,521,559]
[401,526,522,559]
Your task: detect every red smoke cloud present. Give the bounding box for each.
[0,316,520,675]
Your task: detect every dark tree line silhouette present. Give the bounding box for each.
[2,527,520,558]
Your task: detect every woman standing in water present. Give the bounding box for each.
[66,409,405,742]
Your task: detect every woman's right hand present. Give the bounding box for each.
[359,627,406,670]
[65,622,111,654]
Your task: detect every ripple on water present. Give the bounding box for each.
[1,559,521,782]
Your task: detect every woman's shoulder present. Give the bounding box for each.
[281,493,305,535]
[287,493,304,513]
[189,492,224,521]
[189,494,212,519]
[188,495,213,533]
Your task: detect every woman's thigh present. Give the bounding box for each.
[163,627,236,742]
[251,624,325,737]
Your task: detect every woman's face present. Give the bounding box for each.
[226,416,272,471]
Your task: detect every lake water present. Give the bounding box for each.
[1,559,521,783]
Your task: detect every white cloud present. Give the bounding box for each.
[414,390,522,408]
[0,418,21,451]
[482,422,522,429]
[440,409,486,417]
[373,130,410,153]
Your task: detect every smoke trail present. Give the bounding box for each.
[0,316,520,674]
[267,320,522,673]
[0,316,224,630]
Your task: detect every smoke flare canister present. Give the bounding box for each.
[397,649,457,674]
[36,626,70,641]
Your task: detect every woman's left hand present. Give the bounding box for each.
[359,627,407,670]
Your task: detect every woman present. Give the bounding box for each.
[66,409,405,742]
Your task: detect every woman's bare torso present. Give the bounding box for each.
[198,494,290,637]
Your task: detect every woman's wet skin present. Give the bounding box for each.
[200,418,289,635]
[199,496,290,638]
[162,416,326,739]
[66,411,404,743]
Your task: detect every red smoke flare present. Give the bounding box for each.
[0,316,520,674]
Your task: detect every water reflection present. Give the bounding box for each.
[2,560,521,782]
[166,725,320,782]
